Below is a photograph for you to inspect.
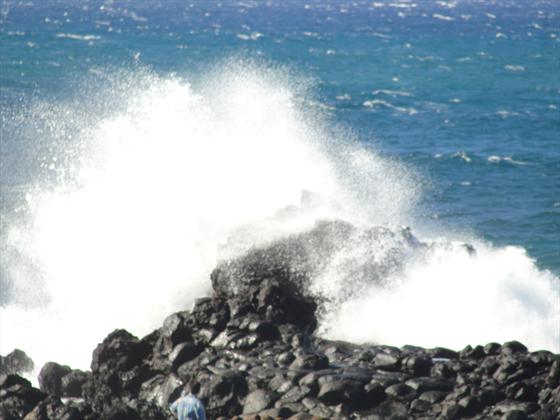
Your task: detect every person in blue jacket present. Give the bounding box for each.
[170,383,206,420]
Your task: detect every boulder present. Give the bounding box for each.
[243,389,278,414]
[0,349,34,375]
[60,369,90,398]
[38,362,72,396]
[0,374,47,419]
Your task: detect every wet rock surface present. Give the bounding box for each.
[1,221,558,419]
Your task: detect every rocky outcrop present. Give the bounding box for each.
[1,220,558,419]
[0,349,34,376]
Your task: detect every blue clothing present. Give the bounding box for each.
[170,394,206,420]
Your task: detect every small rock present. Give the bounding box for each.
[501,341,528,356]
[243,389,278,414]
[374,352,401,371]
[60,369,90,398]
[385,383,417,402]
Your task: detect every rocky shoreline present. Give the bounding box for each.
[1,221,559,419]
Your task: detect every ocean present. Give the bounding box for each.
[1,0,559,374]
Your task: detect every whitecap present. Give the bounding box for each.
[505,65,526,72]
[452,151,471,162]
[388,3,416,9]
[372,89,413,97]
[363,99,418,115]
[496,110,521,118]
[432,13,455,21]
[436,1,458,8]
[488,156,527,166]
[372,32,392,39]
[56,33,101,41]
[236,32,263,41]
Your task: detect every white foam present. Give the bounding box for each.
[56,33,101,41]
[0,63,417,370]
[505,65,526,72]
[321,242,560,352]
[488,155,527,166]
[1,62,557,375]
[432,14,455,21]
[372,89,413,97]
[236,32,263,41]
[452,151,471,162]
[363,99,418,115]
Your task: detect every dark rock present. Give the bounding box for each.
[404,355,433,376]
[316,376,365,406]
[187,298,230,344]
[548,360,560,385]
[0,374,47,419]
[258,406,293,418]
[458,395,482,416]
[60,369,90,398]
[374,352,401,371]
[384,383,417,401]
[22,395,92,420]
[405,377,453,393]
[91,329,151,373]
[1,373,32,389]
[501,409,528,420]
[430,347,459,359]
[38,362,72,396]
[169,341,202,370]
[153,311,192,358]
[484,342,502,355]
[243,389,278,414]
[410,398,431,413]
[372,400,408,418]
[290,353,329,371]
[197,371,248,418]
[419,390,447,403]
[102,401,141,420]
[140,374,183,408]
[0,349,34,375]
[431,361,456,380]
[460,344,485,359]
[442,402,464,419]
[477,386,506,406]
[277,385,312,404]
[502,341,529,356]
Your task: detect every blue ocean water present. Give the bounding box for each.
[0,1,559,367]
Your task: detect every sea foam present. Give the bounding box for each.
[0,62,558,375]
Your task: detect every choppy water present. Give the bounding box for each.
[1,0,559,372]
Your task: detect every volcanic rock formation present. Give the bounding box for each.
[1,220,559,419]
